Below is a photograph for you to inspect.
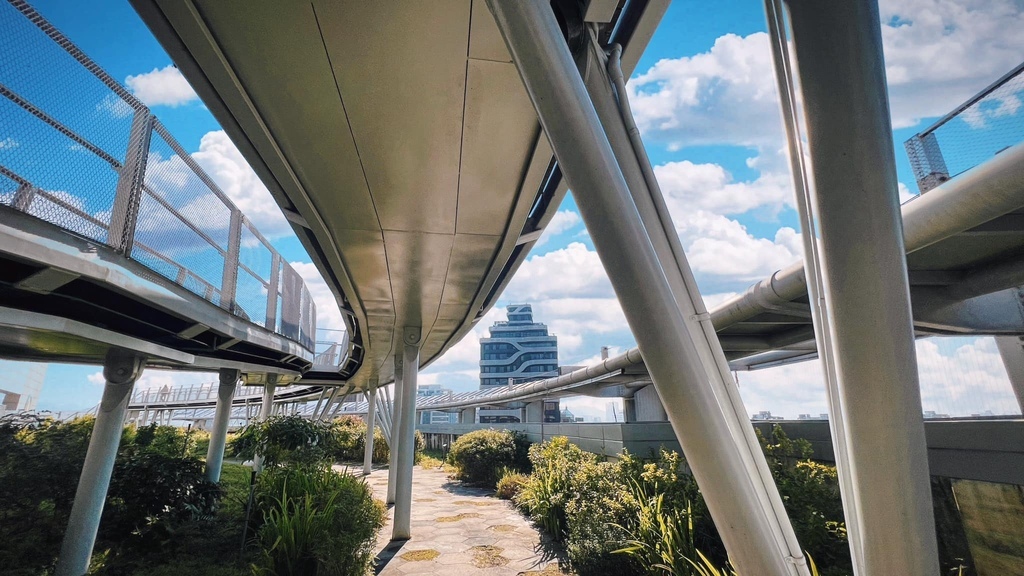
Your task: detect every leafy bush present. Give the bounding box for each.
[0,415,236,575]
[495,469,528,500]
[230,416,334,467]
[448,428,529,488]
[253,464,385,575]
[512,430,847,575]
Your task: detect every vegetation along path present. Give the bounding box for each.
[359,465,569,575]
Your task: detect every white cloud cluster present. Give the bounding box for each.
[536,209,581,246]
[0,137,19,149]
[880,0,1024,128]
[736,336,1020,418]
[290,261,346,333]
[192,130,293,237]
[125,65,199,108]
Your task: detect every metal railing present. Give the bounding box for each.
[0,0,316,350]
[906,61,1024,192]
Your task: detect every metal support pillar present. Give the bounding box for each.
[785,1,940,572]
[763,0,863,569]
[525,400,544,423]
[458,407,475,424]
[486,2,807,573]
[205,368,239,483]
[996,336,1024,411]
[253,382,276,472]
[56,349,145,576]
[393,327,421,540]
[363,387,378,475]
[387,378,404,505]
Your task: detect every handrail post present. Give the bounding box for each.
[108,111,152,254]
[220,210,242,312]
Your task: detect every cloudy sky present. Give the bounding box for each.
[17,0,1024,420]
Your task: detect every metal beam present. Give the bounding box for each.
[205,368,239,482]
[487,2,808,573]
[785,1,939,572]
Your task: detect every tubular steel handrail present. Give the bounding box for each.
[0,0,322,352]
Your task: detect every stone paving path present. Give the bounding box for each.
[360,465,570,575]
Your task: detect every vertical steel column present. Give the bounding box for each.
[763,0,863,570]
[253,382,276,472]
[205,368,239,483]
[387,373,405,506]
[363,387,378,475]
[486,2,805,573]
[56,349,145,576]
[995,336,1024,411]
[785,1,940,573]
[376,394,392,446]
[393,327,421,540]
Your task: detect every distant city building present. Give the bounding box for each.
[478,304,559,423]
[751,410,784,421]
[923,410,952,419]
[0,360,47,414]
[797,413,829,420]
[417,384,457,424]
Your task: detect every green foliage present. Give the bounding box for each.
[326,416,388,463]
[230,415,334,467]
[756,426,850,575]
[448,428,529,488]
[252,464,386,575]
[513,432,847,576]
[515,437,597,539]
[0,415,242,575]
[495,469,529,500]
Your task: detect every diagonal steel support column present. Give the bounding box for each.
[56,349,145,576]
[784,1,940,573]
[392,327,421,540]
[996,336,1024,411]
[363,387,378,475]
[205,368,239,483]
[486,2,808,573]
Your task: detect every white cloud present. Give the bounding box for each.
[125,65,199,108]
[628,32,780,149]
[629,1,1024,142]
[0,137,19,149]
[879,0,1024,128]
[537,209,581,246]
[87,371,105,386]
[898,182,917,204]
[192,130,293,237]
[655,157,792,216]
[290,261,346,333]
[736,336,1020,419]
[96,94,134,119]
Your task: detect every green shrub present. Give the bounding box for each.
[448,428,528,488]
[253,464,385,575]
[495,469,528,500]
[230,416,334,467]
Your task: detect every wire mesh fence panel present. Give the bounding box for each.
[0,90,119,243]
[143,127,232,250]
[132,188,226,304]
[906,63,1024,192]
[0,0,322,353]
[239,223,274,282]
[234,267,268,326]
[0,1,140,165]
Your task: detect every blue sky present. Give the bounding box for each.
[10,0,1024,419]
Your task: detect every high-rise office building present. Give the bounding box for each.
[0,360,47,414]
[478,304,558,423]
